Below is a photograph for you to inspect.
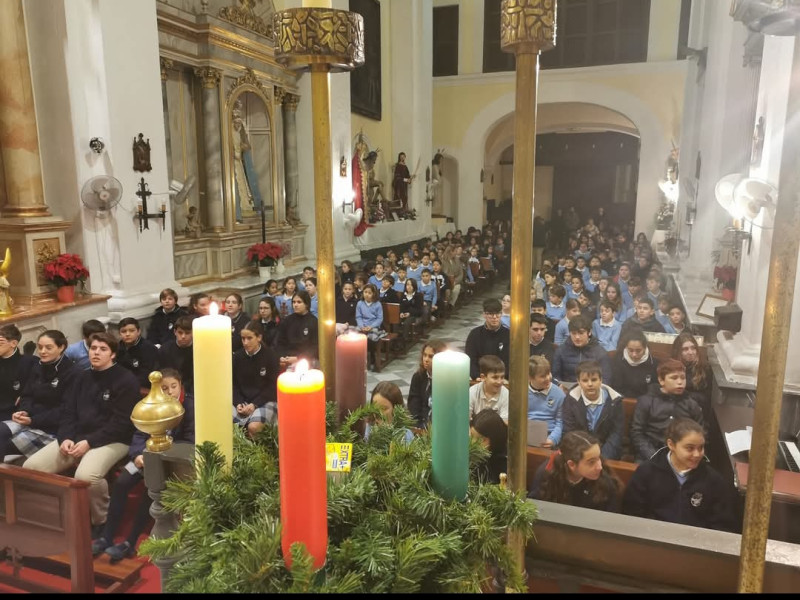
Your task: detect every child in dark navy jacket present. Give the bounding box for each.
[232,320,280,437]
[92,368,195,562]
[528,430,621,512]
[0,324,36,422]
[146,288,188,348]
[623,418,738,532]
[562,360,624,460]
[630,359,704,463]
[117,317,160,395]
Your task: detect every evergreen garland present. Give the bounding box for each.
[140,403,537,593]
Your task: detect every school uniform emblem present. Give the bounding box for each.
[132,359,139,368]
[12,381,20,391]
[498,343,504,351]
[260,367,267,377]
[102,389,111,401]
[231,326,236,333]
[51,378,59,388]
[168,323,174,330]
[547,398,554,407]
[690,492,703,507]
[303,328,309,336]
[645,374,652,383]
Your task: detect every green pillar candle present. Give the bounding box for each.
[431,350,470,500]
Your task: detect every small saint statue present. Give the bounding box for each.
[0,248,13,316]
[184,205,203,238]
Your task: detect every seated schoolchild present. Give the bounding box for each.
[117,317,160,396]
[392,266,409,294]
[158,316,195,391]
[470,408,508,485]
[622,418,738,532]
[224,293,250,353]
[529,313,555,364]
[262,279,279,298]
[407,341,447,429]
[562,360,624,460]
[378,275,399,303]
[418,269,438,322]
[551,316,612,385]
[592,300,622,353]
[275,291,319,368]
[187,292,211,318]
[545,285,567,322]
[469,355,509,423]
[335,281,359,335]
[577,290,596,322]
[368,262,386,288]
[619,295,666,337]
[356,284,385,343]
[610,330,658,399]
[0,324,36,423]
[531,299,555,344]
[304,278,319,318]
[146,288,188,348]
[65,319,106,371]
[275,277,297,318]
[554,299,582,346]
[24,333,140,531]
[664,305,690,335]
[0,330,75,462]
[655,294,672,330]
[527,356,565,448]
[398,279,425,341]
[364,381,413,445]
[528,430,621,512]
[92,368,194,562]
[630,359,705,463]
[233,320,280,437]
[256,297,280,347]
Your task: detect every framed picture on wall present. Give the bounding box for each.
[349,0,382,120]
[696,294,730,319]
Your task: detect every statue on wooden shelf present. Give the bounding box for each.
[184,205,203,238]
[232,100,263,223]
[363,150,388,223]
[0,248,13,316]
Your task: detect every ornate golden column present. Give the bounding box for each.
[0,0,48,218]
[501,0,557,578]
[273,7,364,400]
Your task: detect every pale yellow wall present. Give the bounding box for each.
[350,0,394,189]
[648,0,683,62]
[433,67,685,154]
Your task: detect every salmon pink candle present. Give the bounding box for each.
[277,360,327,569]
[334,330,367,423]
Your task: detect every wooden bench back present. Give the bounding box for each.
[383,302,401,328]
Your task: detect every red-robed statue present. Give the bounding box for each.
[392,152,414,213]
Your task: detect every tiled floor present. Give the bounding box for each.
[364,278,508,403]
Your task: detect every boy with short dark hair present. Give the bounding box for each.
[66,319,106,370]
[464,299,510,380]
[562,359,624,459]
[630,359,705,462]
[554,299,582,346]
[592,300,622,352]
[551,316,612,384]
[146,288,187,348]
[378,275,399,303]
[620,295,666,338]
[545,285,567,322]
[393,266,408,293]
[117,317,160,394]
[158,315,195,391]
[529,313,555,363]
[469,355,509,422]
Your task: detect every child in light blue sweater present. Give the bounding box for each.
[592,300,622,352]
[527,356,565,448]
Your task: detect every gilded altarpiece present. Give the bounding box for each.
[156,0,307,284]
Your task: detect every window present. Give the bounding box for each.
[433,5,459,77]
[483,0,651,72]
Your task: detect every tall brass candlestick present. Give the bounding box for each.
[274,7,364,400]
[500,0,557,578]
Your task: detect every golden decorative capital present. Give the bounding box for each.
[194,66,222,89]
[160,57,174,81]
[273,7,364,72]
[282,92,300,112]
[274,86,286,105]
[500,0,557,54]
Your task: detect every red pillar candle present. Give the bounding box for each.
[334,330,367,423]
[277,359,328,569]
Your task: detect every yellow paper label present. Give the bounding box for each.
[326,443,353,472]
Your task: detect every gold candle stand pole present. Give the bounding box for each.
[273,7,365,400]
[500,0,557,580]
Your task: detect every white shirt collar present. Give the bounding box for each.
[582,391,604,407]
[600,320,615,328]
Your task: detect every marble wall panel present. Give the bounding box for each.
[175,250,209,280]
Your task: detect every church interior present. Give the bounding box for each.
[1,0,800,593]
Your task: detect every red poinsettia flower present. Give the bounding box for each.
[247,242,289,267]
[43,254,90,287]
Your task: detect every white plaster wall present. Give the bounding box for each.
[647,0,683,62]
[25,0,185,320]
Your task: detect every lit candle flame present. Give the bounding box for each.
[296,359,309,379]
[209,302,219,316]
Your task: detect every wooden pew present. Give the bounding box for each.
[0,464,145,593]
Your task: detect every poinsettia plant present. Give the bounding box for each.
[42,253,90,287]
[246,242,289,267]
[713,265,737,290]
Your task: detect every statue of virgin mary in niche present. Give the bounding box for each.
[232,100,263,223]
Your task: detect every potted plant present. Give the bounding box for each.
[713,265,737,301]
[247,242,289,278]
[42,253,90,303]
